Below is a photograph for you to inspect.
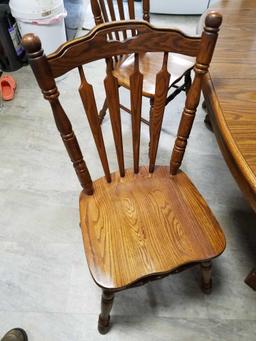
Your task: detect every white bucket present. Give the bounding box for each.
[9,0,67,55]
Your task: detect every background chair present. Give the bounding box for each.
[23,12,225,334]
[90,0,195,126]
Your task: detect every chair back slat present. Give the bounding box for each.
[106,0,121,40]
[127,0,136,35]
[149,52,170,173]
[91,0,115,41]
[23,13,222,189]
[127,0,135,19]
[90,0,104,24]
[98,0,109,22]
[104,58,125,177]
[78,66,111,182]
[117,0,126,20]
[130,53,143,173]
[91,0,150,24]
[117,0,127,39]
[142,0,150,22]
[106,0,116,21]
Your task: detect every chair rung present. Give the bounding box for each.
[120,104,150,126]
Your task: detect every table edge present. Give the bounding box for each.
[202,72,256,212]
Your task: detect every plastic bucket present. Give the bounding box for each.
[9,0,67,55]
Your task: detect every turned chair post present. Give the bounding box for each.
[22,34,93,195]
[170,12,222,175]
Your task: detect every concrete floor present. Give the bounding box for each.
[0,7,256,341]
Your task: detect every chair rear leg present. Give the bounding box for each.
[200,261,212,294]
[98,290,115,334]
[184,70,192,94]
[99,98,108,124]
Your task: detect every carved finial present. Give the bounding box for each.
[22,33,42,57]
[205,11,222,32]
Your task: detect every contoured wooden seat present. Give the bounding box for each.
[23,12,226,335]
[80,166,225,290]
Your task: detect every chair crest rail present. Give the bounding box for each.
[47,21,201,78]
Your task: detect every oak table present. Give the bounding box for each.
[202,0,256,289]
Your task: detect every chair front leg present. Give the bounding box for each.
[200,261,212,294]
[98,289,115,334]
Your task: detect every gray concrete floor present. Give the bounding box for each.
[0,7,256,341]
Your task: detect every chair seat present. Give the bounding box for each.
[80,166,226,290]
[113,52,195,98]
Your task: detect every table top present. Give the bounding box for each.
[203,0,256,211]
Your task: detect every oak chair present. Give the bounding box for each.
[90,0,195,125]
[23,12,226,334]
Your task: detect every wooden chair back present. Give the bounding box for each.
[22,13,222,195]
[90,0,150,27]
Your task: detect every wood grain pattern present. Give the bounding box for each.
[80,166,226,290]
[127,0,136,35]
[149,52,170,172]
[90,0,191,98]
[99,0,109,23]
[78,66,111,183]
[202,0,256,212]
[117,0,125,20]
[130,53,143,173]
[21,35,93,195]
[113,52,194,98]
[47,21,200,78]
[106,0,120,40]
[117,0,127,39]
[22,13,225,332]
[90,0,104,25]
[128,0,135,19]
[203,74,256,211]
[104,58,125,177]
[170,12,222,175]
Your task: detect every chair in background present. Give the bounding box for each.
[90,0,195,126]
[23,12,225,334]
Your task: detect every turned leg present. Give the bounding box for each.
[98,98,108,124]
[200,261,212,294]
[202,100,213,130]
[148,97,154,157]
[98,290,115,334]
[184,70,192,94]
